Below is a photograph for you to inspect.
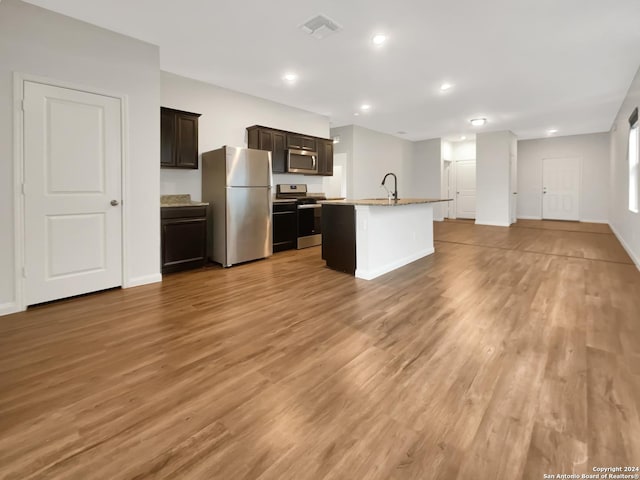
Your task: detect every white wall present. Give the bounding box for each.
[323,153,347,198]
[609,65,640,268]
[517,133,610,222]
[330,125,413,200]
[476,131,516,227]
[160,72,330,198]
[441,140,452,161]
[0,0,161,315]
[331,130,451,220]
[331,125,355,197]
[349,126,413,200]
[412,138,444,220]
[451,140,476,161]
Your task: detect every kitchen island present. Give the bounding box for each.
[321,198,451,280]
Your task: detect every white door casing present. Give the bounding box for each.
[542,157,580,221]
[456,160,476,219]
[510,153,517,224]
[23,81,123,305]
[442,161,452,218]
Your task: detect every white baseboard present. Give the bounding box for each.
[517,216,608,224]
[356,247,434,280]
[475,220,511,227]
[0,301,21,317]
[610,224,640,271]
[125,273,162,288]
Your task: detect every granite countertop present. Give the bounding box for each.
[320,198,453,207]
[160,194,209,208]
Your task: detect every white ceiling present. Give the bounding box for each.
[24,0,640,141]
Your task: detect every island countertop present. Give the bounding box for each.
[320,198,452,207]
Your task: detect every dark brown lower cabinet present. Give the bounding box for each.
[321,204,356,275]
[273,201,297,252]
[161,206,207,274]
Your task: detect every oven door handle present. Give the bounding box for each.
[297,204,322,209]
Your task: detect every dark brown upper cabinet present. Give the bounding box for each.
[317,139,334,176]
[161,107,201,169]
[287,133,316,152]
[247,125,332,176]
[247,127,287,173]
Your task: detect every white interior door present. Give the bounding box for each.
[542,157,580,221]
[23,81,123,305]
[456,160,476,219]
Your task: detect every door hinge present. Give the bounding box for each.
[20,99,25,111]
[21,183,26,195]
[22,267,27,278]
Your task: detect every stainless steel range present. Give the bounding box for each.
[276,184,326,249]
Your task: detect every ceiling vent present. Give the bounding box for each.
[299,14,343,40]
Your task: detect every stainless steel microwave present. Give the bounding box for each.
[287,149,318,174]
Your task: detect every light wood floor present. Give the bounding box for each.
[1,220,639,479]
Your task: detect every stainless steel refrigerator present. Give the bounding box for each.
[201,146,273,267]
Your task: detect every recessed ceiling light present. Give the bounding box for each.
[354,112,360,116]
[440,83,453,91]
[547,129,558,135]
[460,135,467,140]
[283,73,298,83]
[372,34,387,45]
[360,104,371,111]
[470,118,487,127]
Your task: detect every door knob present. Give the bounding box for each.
[110,200,119,206]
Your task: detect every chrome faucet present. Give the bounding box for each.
[381,173,398,201]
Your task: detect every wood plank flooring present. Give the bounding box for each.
[1,220,639,479]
